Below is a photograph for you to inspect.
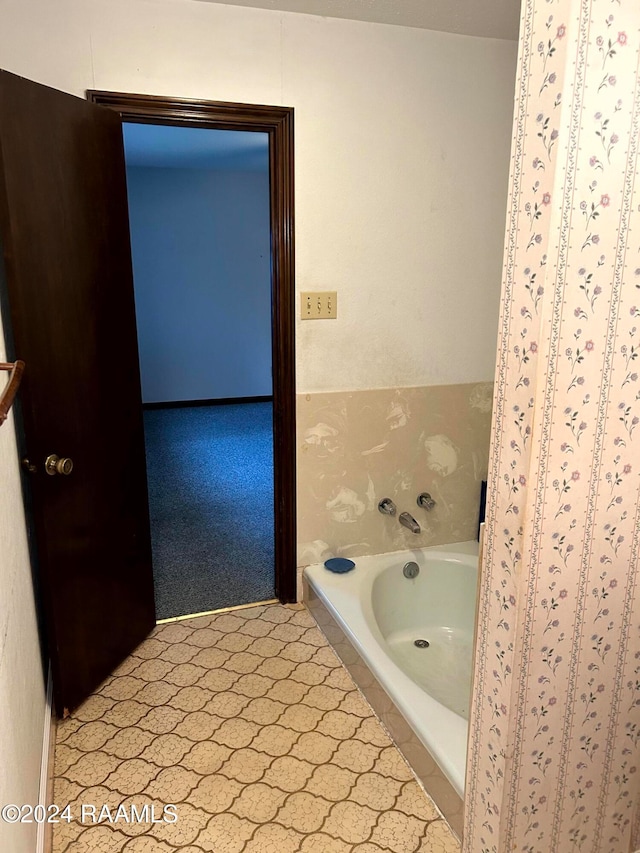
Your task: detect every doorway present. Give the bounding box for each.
[89,91,297,608]
[0,71,296,712]
[122,122,275,619]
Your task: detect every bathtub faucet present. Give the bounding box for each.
[399,511,421,534]
[417,492,436,511]
[378,497,397,516]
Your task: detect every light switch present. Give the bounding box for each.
[301,291,337,320]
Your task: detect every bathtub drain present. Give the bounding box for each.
[414,639,430,648]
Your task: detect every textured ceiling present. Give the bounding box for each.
[194,0,521,41]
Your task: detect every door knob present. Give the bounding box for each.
[45,454,74,476]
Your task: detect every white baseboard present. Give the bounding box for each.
[36,663,54,853]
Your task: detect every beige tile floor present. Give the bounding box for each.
[52,603,460,853]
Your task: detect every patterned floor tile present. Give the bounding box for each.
[52,603,460,852]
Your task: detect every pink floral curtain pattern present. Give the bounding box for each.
[465,1,640,850]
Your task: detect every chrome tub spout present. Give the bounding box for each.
[399,511,420,534]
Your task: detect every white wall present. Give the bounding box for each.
[126,166,272,403]
[0,314,45,853]
[0,0,517,394]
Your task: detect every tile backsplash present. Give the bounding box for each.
[296,383,493,566]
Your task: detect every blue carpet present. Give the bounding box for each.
[143,403,275,619]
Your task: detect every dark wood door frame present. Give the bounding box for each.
[88,90,297,604]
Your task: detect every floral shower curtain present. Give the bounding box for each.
[465,1,640,850]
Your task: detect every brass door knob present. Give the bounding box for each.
[45,454,74,476]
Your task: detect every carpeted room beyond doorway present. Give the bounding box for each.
[144,402,275,619]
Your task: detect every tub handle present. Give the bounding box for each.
[378,497,397,516]
[417,492,436,511]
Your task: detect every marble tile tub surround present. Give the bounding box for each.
[51,603,460,853]
[297,383,493,566]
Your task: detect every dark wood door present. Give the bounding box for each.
[0,70,156,714]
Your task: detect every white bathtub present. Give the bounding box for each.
[304,540,478,800]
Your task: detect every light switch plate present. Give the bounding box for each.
[301,291,337,320]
